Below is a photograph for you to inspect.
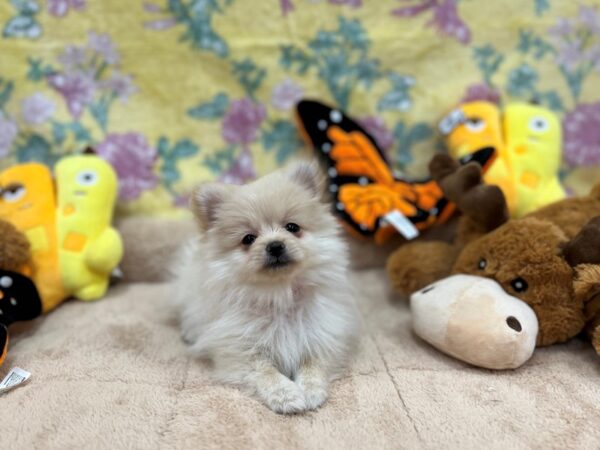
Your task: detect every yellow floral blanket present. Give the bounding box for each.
[0,0,599,217]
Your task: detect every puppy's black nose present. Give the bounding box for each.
[266,241,286,257]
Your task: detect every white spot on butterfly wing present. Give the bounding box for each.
[317,119,327,130]
[330,110,342,123]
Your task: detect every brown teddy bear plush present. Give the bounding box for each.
[387,155,600,369]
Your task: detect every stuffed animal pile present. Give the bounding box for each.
[0,151,123,366]
[387,154,600,369]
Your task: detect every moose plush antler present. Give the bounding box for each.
[387,155,600,369]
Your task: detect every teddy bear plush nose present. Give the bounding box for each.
[266,241,286,257]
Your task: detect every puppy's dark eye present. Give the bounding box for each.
[285,223,300,233]
[241,234,256,246]
[510,277,528,293]
[478,258,487,270]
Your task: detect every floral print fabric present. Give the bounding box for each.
[0,0,599,216]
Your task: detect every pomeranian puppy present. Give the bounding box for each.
[174,161,360,414]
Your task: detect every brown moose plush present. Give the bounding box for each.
[387,155,600,369]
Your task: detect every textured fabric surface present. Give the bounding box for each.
[1,269,599,449]
[1,1,599,217]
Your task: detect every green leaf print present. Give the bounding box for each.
[166,0,233,58]
[0,79,14,111]
[280,17,395,110]
[261,120,303,164]
[231,59,267,99]
[203,144,236,174]
[392,121,433,170]
[187,92,230,119]
[473,44,504,86]
[26,58,55,82]
[517,30,553,60]
[157,136,201,191]
[534,0,550,16]
[378,74,415,112]
[16,134,58,166]
[3,0,42,40]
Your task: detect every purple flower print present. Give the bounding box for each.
[280,0,294,15]
[48,0,85,17]
[563,102,600,166]
[0,117,18,158]
[144,18,178,30]
[143,2,177,29]
[48,71,95,119]
[87,32,119,65]
[280,0,362,16]
[549,18,575,39]
[99,72,137,102]
[21,93,56,125]
[143,2,162,13]
[221,99,267,147]
[579,5,600,35]
[271,78,304,110]
[392,0,471,44]
[357,116,394,152]
[461,83,501,104]
[329,0,362,7]
[57,45,87,70]
[219,148,257,185]
[96,133,158,201]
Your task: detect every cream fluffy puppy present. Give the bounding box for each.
[174,162,360,414]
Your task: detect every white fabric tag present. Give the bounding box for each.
[383,210,420,240]
[0,367,31,394]
[438,109,466,135]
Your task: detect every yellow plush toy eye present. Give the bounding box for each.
[76,170,99,187]
[1,184,26,203]
[528,116,549,134]
[465,117,486,133]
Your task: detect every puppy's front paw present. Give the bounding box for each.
[296,372,329,410]
[263,381,307,414]
[299,382,328,410]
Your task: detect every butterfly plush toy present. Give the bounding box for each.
[295,100,497,245]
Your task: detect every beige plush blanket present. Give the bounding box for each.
[1,220,599,449]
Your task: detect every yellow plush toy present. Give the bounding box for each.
[439,101,565,218]
[502,103,566,217]
[0,163,67,312]
[55,153,123,301]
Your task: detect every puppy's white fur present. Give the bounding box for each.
[174,162,360,414]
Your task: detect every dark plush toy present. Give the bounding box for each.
[387,155,600,369]
[0,220,42,367]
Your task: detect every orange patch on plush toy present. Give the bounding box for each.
[63,232,88,252]
[520,171,540,189]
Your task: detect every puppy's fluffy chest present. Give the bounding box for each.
[236,283,335,376]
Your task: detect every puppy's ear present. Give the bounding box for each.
[286,161,323,197]
[191,182,230,230]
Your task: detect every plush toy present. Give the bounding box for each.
[0,163,67,312]
[439,101,566,218]
[295,99,496,244]
[0,220,43,367]
[387,155,600,369]
[55,153,123,301]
